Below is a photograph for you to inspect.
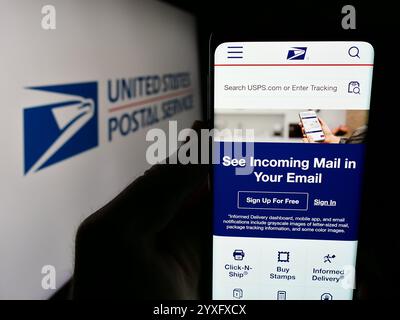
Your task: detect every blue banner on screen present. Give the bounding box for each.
[213,142,365,241]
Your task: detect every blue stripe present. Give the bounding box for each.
[302,116,318,119]
[306,129,323,134]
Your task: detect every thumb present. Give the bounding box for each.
[318,117,331,134]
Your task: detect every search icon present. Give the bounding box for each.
[348,46,360,58]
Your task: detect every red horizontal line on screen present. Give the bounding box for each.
[214,63,374,66]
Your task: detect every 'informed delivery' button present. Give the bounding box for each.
[237,191,308,211]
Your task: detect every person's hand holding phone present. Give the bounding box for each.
[300,117,341,144]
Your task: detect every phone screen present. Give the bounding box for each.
[299,111,325,142]
[212,41,374,300]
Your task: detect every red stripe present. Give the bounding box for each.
[215,63,373,66]
[108,88,193,113]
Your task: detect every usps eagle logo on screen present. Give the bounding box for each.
[287,47,307,60]
[23,82,98,174]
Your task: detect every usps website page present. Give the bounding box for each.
[212,42,374,300]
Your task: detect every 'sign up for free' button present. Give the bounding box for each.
[237,191,309,211]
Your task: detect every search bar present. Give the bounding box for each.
[215,62,373,110]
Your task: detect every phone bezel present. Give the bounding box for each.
[208,34,371,300]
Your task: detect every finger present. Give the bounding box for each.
[317,117,333,136]
[318,117,330,130]
[299,125,305,136]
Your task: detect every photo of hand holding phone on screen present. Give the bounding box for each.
[299,112,367,144]
[299,112,341,144]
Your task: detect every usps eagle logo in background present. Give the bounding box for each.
[23,82,98,174]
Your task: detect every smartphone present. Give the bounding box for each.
[211,40,374,300]
[299,111,325,142]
